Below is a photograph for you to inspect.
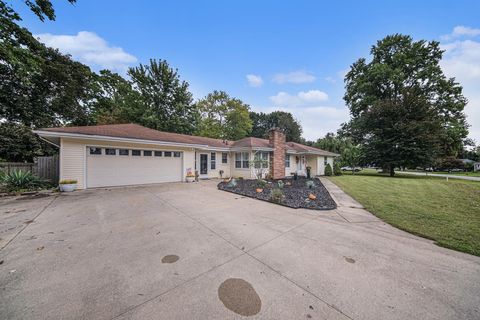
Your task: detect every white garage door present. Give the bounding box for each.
[86,146,183,188]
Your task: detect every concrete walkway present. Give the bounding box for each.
[1,180,479,319]
[400,171,480,181]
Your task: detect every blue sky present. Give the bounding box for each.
[15,0,480,142]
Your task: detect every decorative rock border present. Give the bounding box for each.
[218,177,336,210]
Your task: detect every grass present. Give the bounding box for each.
[404,169,480,177]
[329,170,480,256]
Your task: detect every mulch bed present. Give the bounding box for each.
[217,177,336,210]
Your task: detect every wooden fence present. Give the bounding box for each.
[0,155,59,183]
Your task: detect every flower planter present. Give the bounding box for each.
[59,184,76,192]
[186,176,195,183]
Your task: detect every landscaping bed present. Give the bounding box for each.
[218,177,336,210]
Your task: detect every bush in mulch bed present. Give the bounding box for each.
[218,177,336,210]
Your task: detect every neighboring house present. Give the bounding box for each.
[474,162,480,172]
[34,124,338,189]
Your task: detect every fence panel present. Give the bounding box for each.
[34,155,59,183]
[0,155,59,183]
[0,162,35,174]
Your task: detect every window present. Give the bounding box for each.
[89,147,102,155]
[119,149,129,156]
[143,150,152,156]
[164,151,172,157]
[154,151,162,157]
[285,154,290,167]
[211,152,216,170]
[132,150,141,156]
[235,152,249,168]
[105,148,117,156]
[222,152,228,164]
[254,152,269,168]
[105,148,116,155]
[173,152,181,158]
[324,156,328,165]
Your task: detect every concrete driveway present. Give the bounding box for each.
[1,180,479,320]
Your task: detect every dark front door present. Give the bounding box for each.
[200,154,208,175]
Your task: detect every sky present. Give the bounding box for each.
[14,0,480,142]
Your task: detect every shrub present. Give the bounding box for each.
[325,163,333,176]
[257,179,268,188]
[333,162,342,176]
[2,170,46,192]
[277,180,284,189]
[227,178,237,188]
[305,180,315,189]
[270,188,284,203]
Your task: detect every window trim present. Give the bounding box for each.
[222,152,228,164]
[211,152,216,170]
[164,151,172,157]
[173,151,181,158]
[143,150,152,156]
[235,152,249,169]
[105,148,116,156]
[154,151,162,157]
[285,154,290,167]
[89,147,102,155]
[119,149,129,156]
[131,149,141,156]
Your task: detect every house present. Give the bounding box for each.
[474,162,480,172]
[34,124,338,189]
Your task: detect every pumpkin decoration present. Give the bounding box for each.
[256,188,263,193]
[308,194,316,200]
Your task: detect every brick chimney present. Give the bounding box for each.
[268,127,286,179]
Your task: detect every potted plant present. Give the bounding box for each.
[219,169,224,179]
[186,168,195,183]
[306,166,311,179]
[59,179,77,192]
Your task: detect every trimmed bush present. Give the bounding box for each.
[333,162,342,176]
[270,188,284,203]
[325,163,333,176]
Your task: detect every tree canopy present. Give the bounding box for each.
[127,59,197,134]
[195,91,252,140]
[343,34,469,176]
[250,111,303,142]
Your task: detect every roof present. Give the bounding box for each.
[36,123,339,156]
[38,123,232,149]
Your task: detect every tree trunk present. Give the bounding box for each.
[389,165,395,177]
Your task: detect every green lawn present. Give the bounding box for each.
[329,172,480,256]
[404,170,480,177]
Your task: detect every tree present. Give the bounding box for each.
[128,59,197,134]
[314,133,351,155]
[195,91,252,140]
[1,1,96,128]
[91,70,144,125]
[250,111,302,142]
[341,145,362,174]
[343,34,468,176]
[0,122,55,162]
[324,163,333,176]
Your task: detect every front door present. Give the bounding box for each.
[200,154,208,175]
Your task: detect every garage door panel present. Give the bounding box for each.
[87,150,182,188]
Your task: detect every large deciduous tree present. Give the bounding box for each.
[343,34,468,176]
[0,0,96,128]
[128,59,197,134]
[195,91,252,140]
[250,111,303,142]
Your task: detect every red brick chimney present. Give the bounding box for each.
[268,128,286,179]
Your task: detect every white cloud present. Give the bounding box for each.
[270,90,328,107]
[246,74,263,87]
[35,31,137,73]
[441,26,480,41]
[440,27,480,143]
[272,70,316,84]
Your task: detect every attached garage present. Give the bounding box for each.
[86,146,183,188]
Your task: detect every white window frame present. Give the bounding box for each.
[235,152,249,169]
[285,154,290,167]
